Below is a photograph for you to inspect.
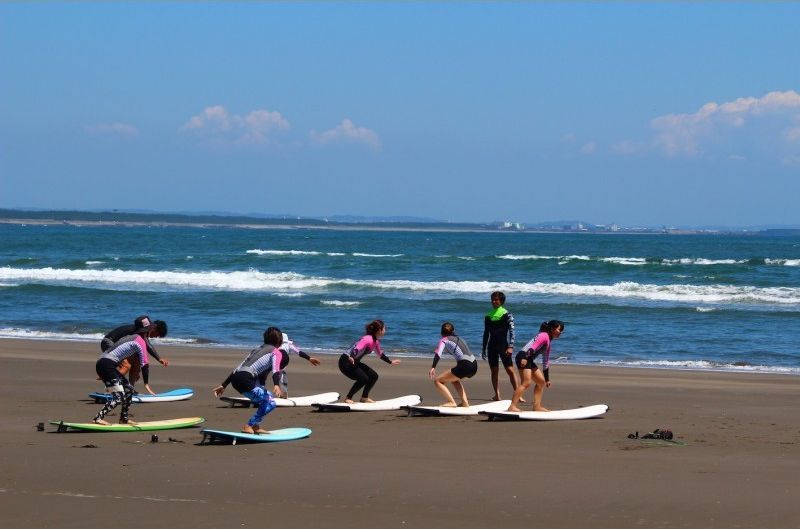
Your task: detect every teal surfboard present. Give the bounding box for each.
[89,388,194,403]
[201,427,312,445]
[51,417,205,432]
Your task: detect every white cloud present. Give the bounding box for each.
[309,119,381,149]
[579,141,597,155]
[649,90,800,158]
[181,105,290,145]
[85,122,138,136]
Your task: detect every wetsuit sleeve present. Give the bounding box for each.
[507,313,515,347]
[381,354,393,364]
[543,368,550,382]
[270,350,284,385]
[298,350,311,360]
[482,316,490,353]
[145,339,162,363]
[432,340,446,368]
[141,364,150,384]
[220,372,234,389]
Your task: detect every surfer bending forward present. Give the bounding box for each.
[482,291,520,401]
[93,325,154,425]
[338,320,400,403]
[429,322,478,407]
[508,320,564,412]
[213,327,286,434]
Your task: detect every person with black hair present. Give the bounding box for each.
[482,291,520,401]
[338,319,400,403]
[99,315,169,395]
[429,322,478,407]
[92,324,154,425]
[101,315,169,365]
[508,320,564,412]
[213,327,285,434]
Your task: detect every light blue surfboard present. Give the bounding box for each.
[89,387,194,403]
[201,427,312,445]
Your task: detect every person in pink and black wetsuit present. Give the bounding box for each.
[213,327,286,434]
[507,320,564,413]
[92,326,153,425]
[337,320,400,404]
[429,322,478,407]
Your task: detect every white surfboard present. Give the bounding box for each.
[220,392,340,408]
[480,404,609,421]
[313,395,421,412]
[405,400,512,417]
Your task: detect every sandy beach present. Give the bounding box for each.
[1,338,798,529]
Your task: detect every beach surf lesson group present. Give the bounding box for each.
[68,290,606,439]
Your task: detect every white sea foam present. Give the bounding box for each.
[85,261,104,266]
[2,267,799,305]
[0,328,105,341]
[598,358,800,374]
[0,327,196,344]
[498,254,590,261]
[695,306,716,312]
[352,253,404,258]
[664,258,744,265]
[600,257,647,266]
[247,249,322,256]
[321,300,362,307]
[765,258,800,266]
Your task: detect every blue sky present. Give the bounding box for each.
[2,3,799,227]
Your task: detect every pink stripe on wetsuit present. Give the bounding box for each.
[521,332,551,370]
[348,335,384,362]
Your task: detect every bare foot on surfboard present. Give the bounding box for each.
[439,401,457,407]
[92,419,110,426]
[360,397,376,403]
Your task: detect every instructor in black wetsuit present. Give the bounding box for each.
[481,291,521,401]
[101,315,169,365]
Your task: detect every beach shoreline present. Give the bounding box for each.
[1,338,798,528]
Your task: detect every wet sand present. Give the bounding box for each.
[1,338,798,529]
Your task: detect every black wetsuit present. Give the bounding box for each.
[101,324,163,363]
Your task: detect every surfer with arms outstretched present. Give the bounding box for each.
[338,319,400,403]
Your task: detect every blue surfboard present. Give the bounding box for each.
[200,427,312,445]
[89,387,194,403]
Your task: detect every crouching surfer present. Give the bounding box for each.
[429,322,478,407]
[213,327,286,434]
[508,320,564,412]
[92,324,155,425]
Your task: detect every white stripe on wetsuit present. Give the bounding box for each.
[435,337,475,362]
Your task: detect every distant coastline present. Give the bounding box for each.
[1,208,798,236]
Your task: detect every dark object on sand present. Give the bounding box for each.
[628,428,674,440]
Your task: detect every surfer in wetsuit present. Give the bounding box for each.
[508,320,564,412]
[92,325,154,425]
[429,322,478,407]
[482,291,521,401]
[338,319,400,403]
[101,315,169,367]
[271,330,321,397]
[213,327,285,434]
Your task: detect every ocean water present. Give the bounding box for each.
[1,223,799,374]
